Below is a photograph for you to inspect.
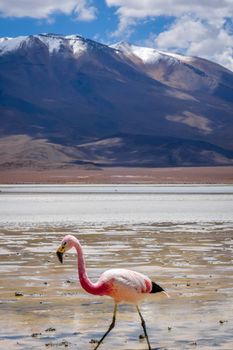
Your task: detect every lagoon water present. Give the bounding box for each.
[0,185,233,350]
[0,184,233,229]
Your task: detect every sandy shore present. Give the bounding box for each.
[0,166,233,184]
[1,225,233,350]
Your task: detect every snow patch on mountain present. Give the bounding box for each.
[0,34,196,65]
[0,36,27,54]
[0,34,88,57]
[38,34,88,56]
[112,41,194,65]
[67,37,87,56]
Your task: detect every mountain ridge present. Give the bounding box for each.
[0,33,233,169]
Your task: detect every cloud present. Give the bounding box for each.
[155,16,233,71]
[155,17,207,51]
[106,0,233,70]
[110,15,136,38]
[74,0,97,21]
[106,0,233,20]
[0,0,97,21]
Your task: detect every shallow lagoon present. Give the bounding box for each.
[0,185,233,349]
[0,184,233,228]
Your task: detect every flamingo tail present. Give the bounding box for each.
[150,281,169,297]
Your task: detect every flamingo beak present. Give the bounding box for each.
[56,244,66,264]
[56,250,63,263]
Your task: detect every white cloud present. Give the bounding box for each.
[110,15,136,38]
[106,0,233,21]
[0,0,97,21]
[74,0,97,21]
[155,16,233,71]
[106,0,233,70]
[155,17,209,51]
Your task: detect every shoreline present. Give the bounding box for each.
[0,166,233,184]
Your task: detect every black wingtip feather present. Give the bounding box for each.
[150,282,164,293]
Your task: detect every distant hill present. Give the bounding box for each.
[0,34,233,169]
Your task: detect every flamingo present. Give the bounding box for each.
[56,234,167,350]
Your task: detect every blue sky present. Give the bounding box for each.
[0,0,233,70]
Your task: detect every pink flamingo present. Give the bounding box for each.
[56,234,167,350]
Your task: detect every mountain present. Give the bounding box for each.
[0,34,233,169]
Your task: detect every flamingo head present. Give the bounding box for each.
[56,235,76,263]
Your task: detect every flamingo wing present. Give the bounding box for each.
[98,268,152,303]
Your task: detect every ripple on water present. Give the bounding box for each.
[0,218,233,349]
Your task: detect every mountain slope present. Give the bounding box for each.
[0,34,233,169]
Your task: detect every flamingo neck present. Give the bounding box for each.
[73,239,99,295]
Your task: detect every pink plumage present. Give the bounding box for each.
[56,234,167,350]
[96,268,152,303]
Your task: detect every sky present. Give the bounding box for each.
[0,0,233,71]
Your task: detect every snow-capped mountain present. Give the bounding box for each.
[0,34,112,57]
[0,34,233,169]
[112,41,193,64]
[112,41,232,93]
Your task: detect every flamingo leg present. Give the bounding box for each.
[136,305,152,350]
[93,303,118,350]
